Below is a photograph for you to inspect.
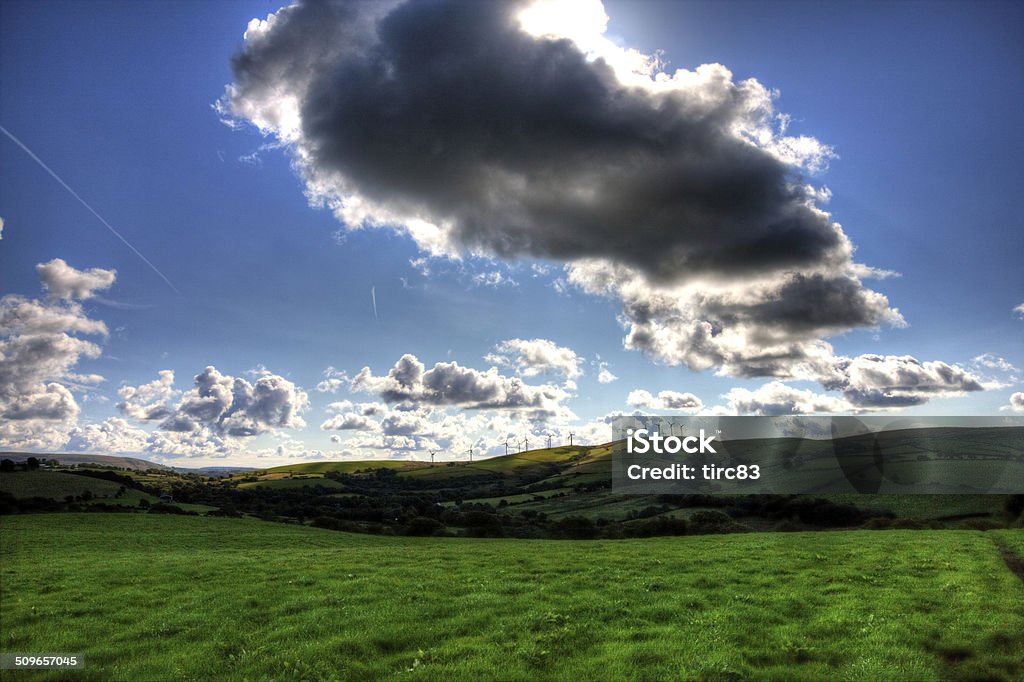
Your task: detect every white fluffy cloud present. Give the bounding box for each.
[117,370,178,421]
[316,366,348,393]
[78,366,313,459]
[720,381,852,416]
[836,355,983,408]
[485,338,582,380]
[36,258,116,301]
[1002,392,1024,413]
[0,260,114,450]
[321,412,379,431]
[159,365,309,437]
[1014,303,1024,319]
[67,417,151,454]
[324,350,592,457]
[597,361,618,384]
[351,353,569,412]
[627,389,703,412]
[972,353,1019,374]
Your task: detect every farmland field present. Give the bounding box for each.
[0,472,216,514]
[1,514,1022,681]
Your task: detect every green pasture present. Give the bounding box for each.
[1,514,1022,681]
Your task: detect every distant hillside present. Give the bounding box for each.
[0,452,169,471]
[0,469,158,506]
[254,443,611,480]
[173,466,259,477]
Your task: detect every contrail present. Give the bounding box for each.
[371,285,379,321]
[0,124,181,296]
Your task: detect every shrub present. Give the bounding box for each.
[1005,495,1024,520]
[627,516,688,538]
[404,516,445,536]
[147,503,190,515]
[689,510,749,535]
[955,518,1004,531]
[890,517,943,530]
[552,516,596,539]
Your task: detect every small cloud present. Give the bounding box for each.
[597,362,618,384]
[530,263,552,276]
[238,150,263,167]
[485,338,582,380]
[971,353,1020,388]
[36,258,116,300]
[410,257,432,277]
[1015,303,1024,319]
[472,271,517,288]
[316,366,349,393]
[550,278,570,296]
[1001,392,1024,413]
[627,389,702,412]
[717,381,851,416]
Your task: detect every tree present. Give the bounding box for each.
[26,457,40,471]
[0,459,14,473]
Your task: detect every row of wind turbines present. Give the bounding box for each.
[427,431,575,464]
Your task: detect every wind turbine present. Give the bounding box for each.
[546,435,552,449]
[467,447,473,462]
[523,436,529,452]
[568,432,575,447]
[430,450,437,464]
[504,438,510,456]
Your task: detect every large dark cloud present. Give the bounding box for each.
[227,0,848,284]
[222,0,985,405]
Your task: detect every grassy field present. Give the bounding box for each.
[0,471,217,513]
[257,461,422,476]
[1,471,133,499]
[1,514,1022,681]
[236,477,348,491]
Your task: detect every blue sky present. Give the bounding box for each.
[1,0,1021,466]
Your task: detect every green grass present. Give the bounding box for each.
[0,470,220,513]
[248,445,608,485]
[825,494,1006,520]
[446,487,577,508]
[258,461,420,476]
[1,514,1022,681]
[236,477,347,491]
[1,471,127,499]
[0,471,157,506]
